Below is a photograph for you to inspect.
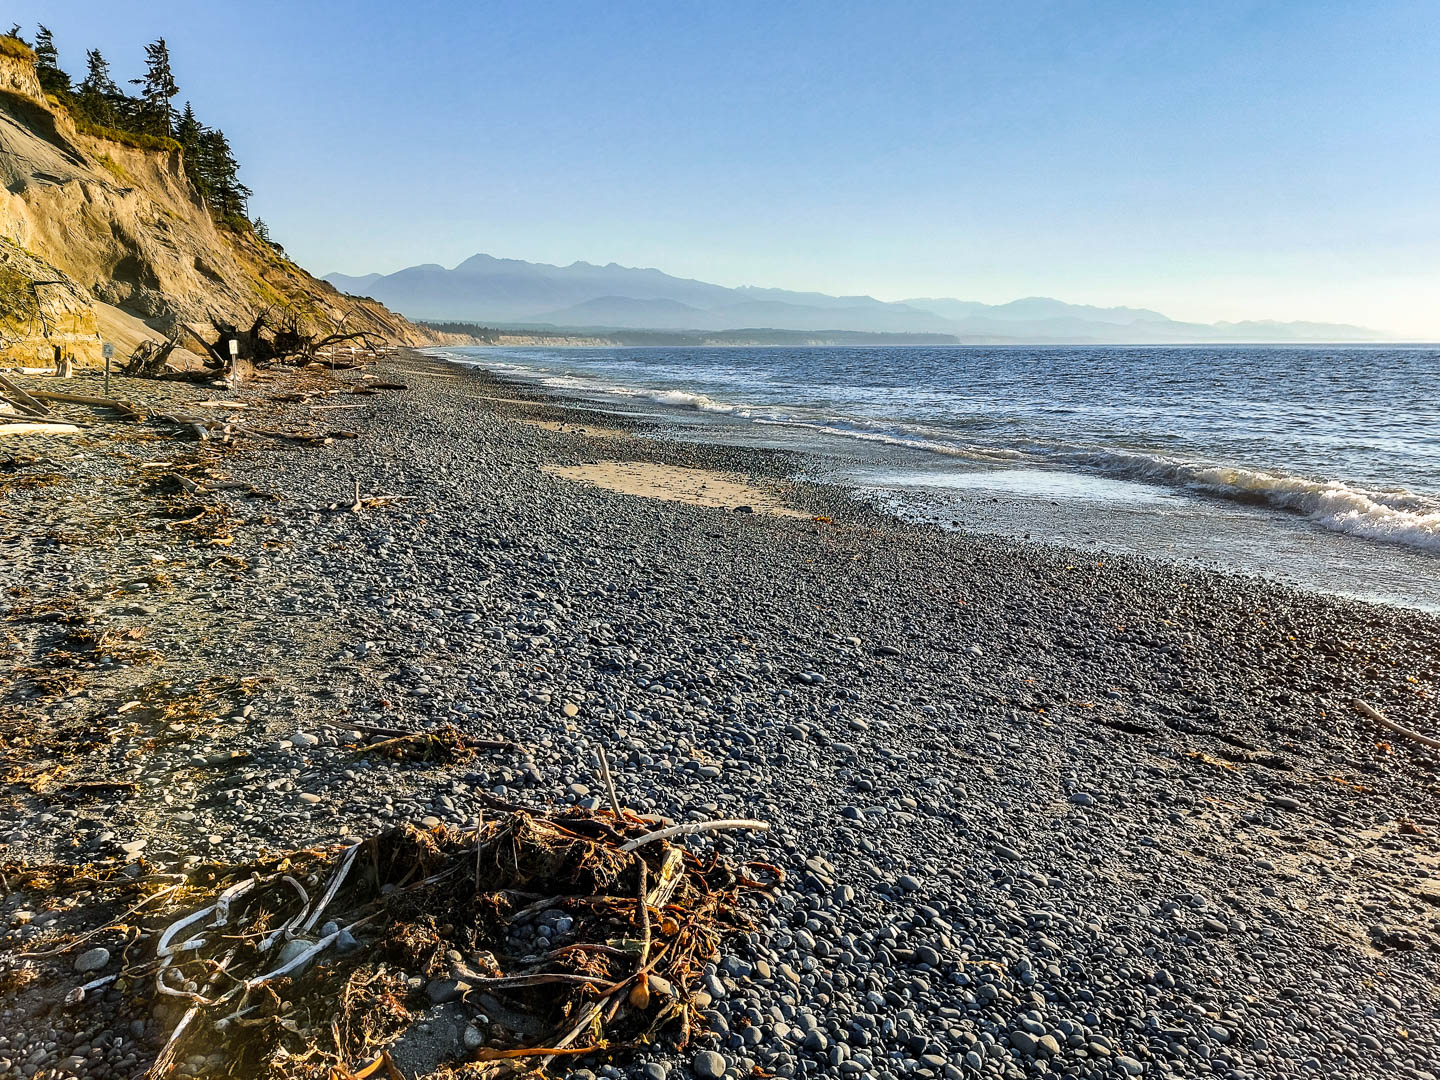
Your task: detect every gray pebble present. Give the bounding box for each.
[73,947,110,973]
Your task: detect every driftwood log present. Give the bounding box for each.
[29,390,146,421]
[1354,698,1440,751]
[0,421,80,437]
[0,373,50,417]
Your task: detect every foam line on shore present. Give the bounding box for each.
[1064,449,1440,552]
[435,349,1440,553]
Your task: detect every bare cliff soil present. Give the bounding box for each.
[0,51,436,368]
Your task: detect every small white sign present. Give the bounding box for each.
[101,342,115,359]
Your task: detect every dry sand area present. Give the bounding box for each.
[543,460,807,517]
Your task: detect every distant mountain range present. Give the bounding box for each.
[325,254,1385,344]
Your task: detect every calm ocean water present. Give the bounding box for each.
[436,344,1440,608]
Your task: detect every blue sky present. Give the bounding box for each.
[11,1,1440,335]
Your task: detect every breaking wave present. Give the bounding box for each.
[1062,449,1440,551]
[434,347,1440,554]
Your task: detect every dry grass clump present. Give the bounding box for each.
[0,35,36,61]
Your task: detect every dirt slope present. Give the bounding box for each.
[0,50,439,367]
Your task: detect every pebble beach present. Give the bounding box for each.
[1,351,1438,1080]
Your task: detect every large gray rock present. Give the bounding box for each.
[692,1050,726,1079]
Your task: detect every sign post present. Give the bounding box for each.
[102,342,114,395]
[228,337,240,389]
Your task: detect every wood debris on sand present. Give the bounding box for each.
[0,801,777,1080]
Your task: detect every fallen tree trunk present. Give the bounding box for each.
[29,390,145,421]
[0,374,50,417]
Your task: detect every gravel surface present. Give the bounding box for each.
[1,352,1439,1080]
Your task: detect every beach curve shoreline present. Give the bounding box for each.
[0,349,1437,1078]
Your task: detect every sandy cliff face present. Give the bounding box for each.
[0,52,436,366]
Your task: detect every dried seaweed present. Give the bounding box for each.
[0,470,65,495]
[5,596,91,625]
[0,805,779,1080]
[355,725,480,764]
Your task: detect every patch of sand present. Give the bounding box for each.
[513,417,630,439]
[543,460,806,517]
[0,421,80,437]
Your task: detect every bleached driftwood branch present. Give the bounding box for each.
[619,818,770,852]
[1354,698,1440,751]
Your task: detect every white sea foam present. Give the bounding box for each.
[1065,449,1440,551]
[749,418,1031,463]
[639,388,736,412]
[434,349,1440,554]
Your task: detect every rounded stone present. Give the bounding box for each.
[74,947,110,973]
[1009,1030,1039,1056]
[912,944,941,967]
[692,1050,726,1079]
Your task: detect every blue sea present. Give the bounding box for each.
[434,344,1440,611]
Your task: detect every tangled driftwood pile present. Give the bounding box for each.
[1,795,779,1080]
[1,348,410,446]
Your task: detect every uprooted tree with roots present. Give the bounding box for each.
[0,266,42,352]
[123,335,181,376]
[115,305,383,383]
[0,264,87,359]
[204,306,382,372]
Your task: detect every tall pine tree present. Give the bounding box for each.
[193,127,250,217]
[130,37,178,137]
[79,48,118,95]
[77,48,121,128]
[32,25,70,96]
[176,102,208,197]
[175,102,202,153]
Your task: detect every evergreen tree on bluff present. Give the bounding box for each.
[198,126,251,217]
[32,25,70,96]
[176,101,209,198]
[175,101,202,156]
[177,103,250,219]
[77,48,121,128]
[130,37,178,136]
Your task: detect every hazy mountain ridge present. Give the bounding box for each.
[326,255,1387,343]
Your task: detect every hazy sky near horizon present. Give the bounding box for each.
[12,1,1440,336]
